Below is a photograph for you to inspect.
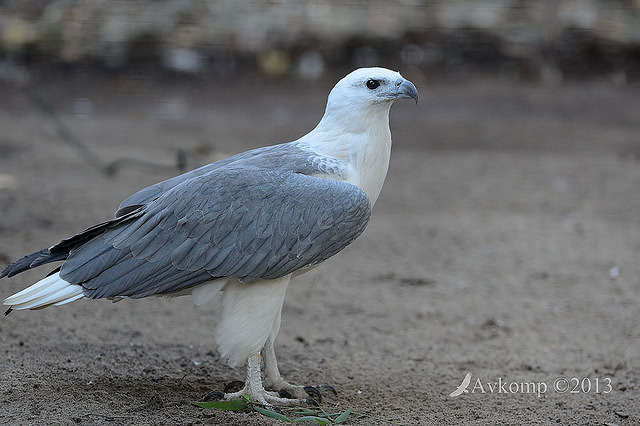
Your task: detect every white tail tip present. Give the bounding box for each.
[3,272,84,311]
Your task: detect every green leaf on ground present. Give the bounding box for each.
[335,408,352,423]
[294,415,331,424]
[192,398,250,411]
[253,406,292,421]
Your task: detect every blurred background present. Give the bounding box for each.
[2,0,640,83]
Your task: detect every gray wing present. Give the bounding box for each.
[115,162,230,217]
[115,145,298,217]
[61,168,371,299]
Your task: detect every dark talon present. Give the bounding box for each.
[223,380,245,393]
[202,391,225,401]
[318,384,337,396]
[303,386,322,403]
[305,398,320,407]
[278,389,293,399]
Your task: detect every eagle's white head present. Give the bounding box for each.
[301,67,418,206]
[329,67,418,105]
[321,67,418,131]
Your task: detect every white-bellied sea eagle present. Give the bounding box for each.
[1,67,418,405]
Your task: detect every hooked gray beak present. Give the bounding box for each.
[395,78,418,103]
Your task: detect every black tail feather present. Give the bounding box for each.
[0,208,143,279]
[0,249,61,278]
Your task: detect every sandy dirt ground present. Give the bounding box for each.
[0,71,639,425]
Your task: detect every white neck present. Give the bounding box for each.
[298,101,394,206]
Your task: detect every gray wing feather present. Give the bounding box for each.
[60,167,371,299]
[115,163,224,217]
[114,145,295,217]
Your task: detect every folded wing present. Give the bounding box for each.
[56,167,371,299]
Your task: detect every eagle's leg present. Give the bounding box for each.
[207,275,331,405]
[262,335,336,402]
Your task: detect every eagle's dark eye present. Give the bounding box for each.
[366,79,380,90]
